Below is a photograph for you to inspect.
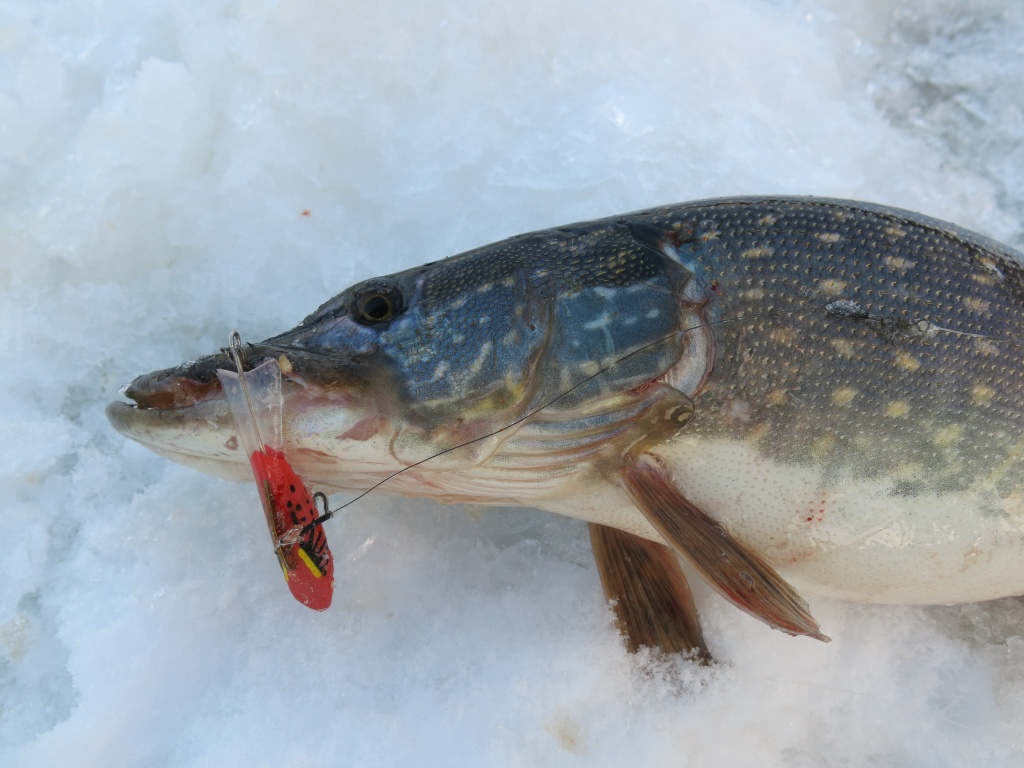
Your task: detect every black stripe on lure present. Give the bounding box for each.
[216,332,334,610]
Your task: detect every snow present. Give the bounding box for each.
[3,0,1024,764]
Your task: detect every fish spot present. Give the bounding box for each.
[478,315,491,325]
[428,362,450,383]
[895,352,922,373]
[817,232,841,244]
[758,214,778,226]
[768,327,796,344]
[933,425,963,446]
[645,309,660,319]
[817,279,847,296]
[559,368,574,392]
[741,246,773,260]
[813,434,837,455]
[452,333,466,345]
[971,272,997,287]
[972,385,995,406]
[975,338,1000,356]
[885,401,910,418]
[831,387,858,406]
[884,256,916,271]
[884,226,907,238]
[747,422,770,441]
[725,399,751,423]
[475,282,494,294]
[741,288,765,300]
[468,342,494,376]
[962,296,991,313]
[224,436,239,451]
[830,339,856,357]
[766,389,787,406]
[579,361,601,376]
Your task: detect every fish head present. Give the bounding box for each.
[107,218,707,497]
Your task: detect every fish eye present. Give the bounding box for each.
[351,282,404,325]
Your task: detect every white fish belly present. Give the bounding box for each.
[637,437,1024,604]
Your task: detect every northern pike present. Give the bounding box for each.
[107,196,1024,657]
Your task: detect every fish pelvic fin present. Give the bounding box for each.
[620,455,830,642]
[589,523,711,661]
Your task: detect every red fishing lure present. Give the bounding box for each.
[217,335,334,610]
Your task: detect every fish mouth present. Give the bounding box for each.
[106,342,389,479]
[106,347,250,478]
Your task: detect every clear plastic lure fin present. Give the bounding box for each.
[217,334,334,610]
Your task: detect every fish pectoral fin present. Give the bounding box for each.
[620,455,830,642]
[589,523,711,662]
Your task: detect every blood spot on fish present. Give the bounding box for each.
[804,501,827,524]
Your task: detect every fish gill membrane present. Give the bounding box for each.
[4,0,1024,766]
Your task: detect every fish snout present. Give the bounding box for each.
[123,355,227,410]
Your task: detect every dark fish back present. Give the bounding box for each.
[634,197,1024,501]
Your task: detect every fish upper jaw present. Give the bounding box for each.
[106,340,402,484]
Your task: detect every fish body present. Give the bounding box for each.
[107,197,1024,651]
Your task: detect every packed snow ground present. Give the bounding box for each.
[3,0,1024,765]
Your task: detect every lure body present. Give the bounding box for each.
[217,356,333,610]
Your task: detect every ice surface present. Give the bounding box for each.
[3,0,1024,765]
